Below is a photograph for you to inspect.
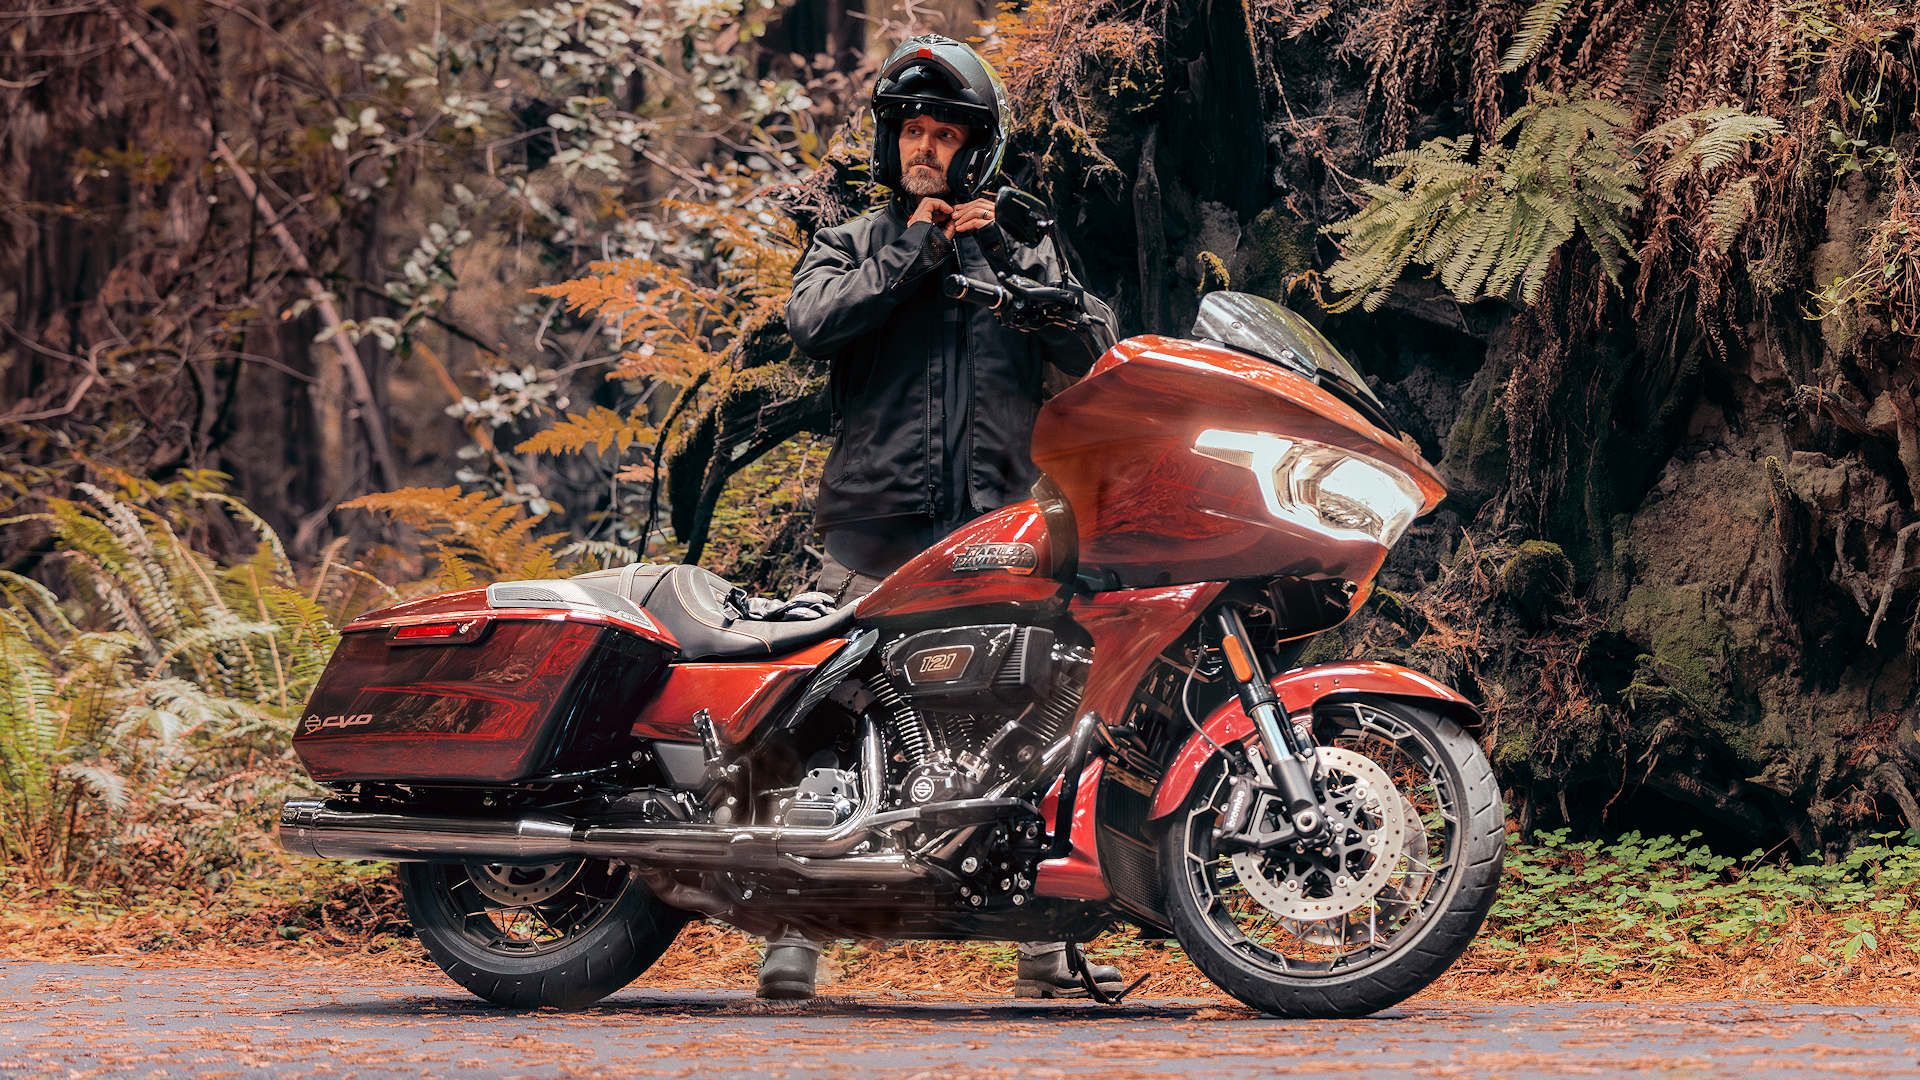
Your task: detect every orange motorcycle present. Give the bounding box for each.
[279,193,1504,1017]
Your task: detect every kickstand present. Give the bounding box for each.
[1062,941,1151,1005]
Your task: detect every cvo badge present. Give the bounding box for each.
[302,712,374,734]
[950,542,1039,575]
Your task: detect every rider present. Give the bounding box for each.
[770,34,1122,1002]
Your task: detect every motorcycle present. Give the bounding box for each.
[277,189,1505,1018]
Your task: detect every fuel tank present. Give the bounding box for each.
[856,501,1067,623]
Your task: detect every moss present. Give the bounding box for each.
[1492,721,1533,772]
[1500,540,1573,626]
[1195,250,1232,295]
[1295,622,1354,667]
[1439,366,1511,508]
[1615,582,1740,740]
[1237,208,1317,300]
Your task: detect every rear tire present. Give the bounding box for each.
[397,859,687,1010]
[1158,698,1503,1018]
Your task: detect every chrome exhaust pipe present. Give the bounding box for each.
[276,719,933,880]
[278,801,578,861]
[276,800,932,882]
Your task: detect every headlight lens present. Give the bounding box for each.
[1194,428,1424,546]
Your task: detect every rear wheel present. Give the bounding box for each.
[1158,698,1504,1017]
[397,858,687,1009]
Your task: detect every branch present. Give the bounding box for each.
[108,3,398,490]
[0,371,97,424]
[1866,521,1920,647]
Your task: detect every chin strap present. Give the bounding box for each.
[1061,941,1151,1005]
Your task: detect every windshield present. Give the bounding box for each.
[1190,292,1384,411]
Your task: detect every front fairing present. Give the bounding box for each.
[1030,334,1445,592]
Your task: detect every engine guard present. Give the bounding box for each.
[1147,660,1480,821]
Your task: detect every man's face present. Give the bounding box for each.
[897,115,970,197]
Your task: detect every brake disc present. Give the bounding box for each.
[466,860,584,907]
[1227,746,1407,921]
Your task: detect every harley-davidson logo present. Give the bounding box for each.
[950,542,1039,574]
[302,712,375,734]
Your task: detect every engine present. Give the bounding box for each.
[869,624,1090,806]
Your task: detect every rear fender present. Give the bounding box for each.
[1147,661,1479,820]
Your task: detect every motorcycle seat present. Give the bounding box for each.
[569,563,858,661]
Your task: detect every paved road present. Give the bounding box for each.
[3,961,1918,1077]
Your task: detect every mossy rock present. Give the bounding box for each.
[1438,357,1511,509]
[1499,540,1573,627]
[1614,581,1736,734]
[1236,208,1317,300]
[1491,720,1532,772]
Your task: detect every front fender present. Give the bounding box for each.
[1147,661,1479,820]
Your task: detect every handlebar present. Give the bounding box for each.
[943,272,1117,359]
[942,275,1011,309]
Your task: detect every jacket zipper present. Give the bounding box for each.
[959,306,973,519]
[926,313,939,516]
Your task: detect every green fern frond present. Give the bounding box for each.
[0,569,80,647]
[1639,108,1785,188]
[1705,177,1762,254]
[1499,0,1578,73]
[556,538,642,570]
[57,762,130,813]
[119,677,260,745]
[0,624,62,778]
[1323,86,1643,310]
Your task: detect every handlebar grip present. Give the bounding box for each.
[943,274,1009,309]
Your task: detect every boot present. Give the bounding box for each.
[1014,942,1126,999]
[757,930,821,1001]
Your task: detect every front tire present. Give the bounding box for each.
[397,858,688,1010]
[1158,698,1504,1017]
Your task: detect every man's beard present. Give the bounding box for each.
[901,158,949,197]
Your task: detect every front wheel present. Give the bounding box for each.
[397,858,688,1009]
[1158,697,1504,1017]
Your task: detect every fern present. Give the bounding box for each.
[342,486,572,586]
[1324,88,1644,310]
[514,405,658,457]
[522,188,808,560]
[1500,0,1578,73]
[0,476,355,886]
[1705,176,1761,255]
[1639,108,1785,188]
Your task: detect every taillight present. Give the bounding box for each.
[389,618,487,645]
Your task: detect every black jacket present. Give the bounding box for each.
[786,200,1115,529]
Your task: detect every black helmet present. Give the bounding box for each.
[870,35,1010,201]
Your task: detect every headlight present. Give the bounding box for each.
[1194,428,1424,546]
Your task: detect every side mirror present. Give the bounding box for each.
[994,186,1056,247]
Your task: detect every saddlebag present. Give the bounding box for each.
[293,583,675,784]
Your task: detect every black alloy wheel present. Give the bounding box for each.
[396,857,688,1009]
[1158,697,1505,1017]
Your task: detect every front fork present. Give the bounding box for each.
[1211,607,1326,845]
